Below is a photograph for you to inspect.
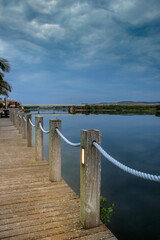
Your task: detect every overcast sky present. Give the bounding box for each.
[0,0,160,104]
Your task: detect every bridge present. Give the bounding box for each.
[22,104,86,114]
[22,103,86,108]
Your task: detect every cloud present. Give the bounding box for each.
[109,0,160,25]
[0,38,44,68]
[0,0,160,90]
[27,21,65,40]
[27,0,57,14]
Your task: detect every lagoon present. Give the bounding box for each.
[31,112,160,240]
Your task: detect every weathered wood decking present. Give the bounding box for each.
[0,118,117,240]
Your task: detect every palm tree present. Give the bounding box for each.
[0,58,12,97]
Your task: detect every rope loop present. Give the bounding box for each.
[29,118,35,127]
[93,142,160,183]
[56,128,80,147]
[39,122,49,134]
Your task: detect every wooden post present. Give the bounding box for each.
[12,110,14,122]
[27,114,32,147]
[15,110,18,129]
[17,111,21,132]
[11,110,13,124]
[21,112,26,139]
[12,110,14,125]
[13,110,15,126]
[80,129,101,229]
[49,119,61,182]
[19,111,23,134]
[11,109,13,122]
[13,110,17,127]
[9,109,12,121]
[35,116,43,161]
[16,111,19,130]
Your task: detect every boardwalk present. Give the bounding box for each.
[0,118,117,240]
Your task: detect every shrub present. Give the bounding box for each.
[15,102,20,108]
[8,102,13,107]
[100,196,115,225]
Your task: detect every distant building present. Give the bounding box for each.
[0,98,21,108]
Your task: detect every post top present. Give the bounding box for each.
[35,115,43,118]
[88,129,97,131]
[50,118,61,122]
[82,129,100,132]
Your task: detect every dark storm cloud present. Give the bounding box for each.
[0,0,159,68]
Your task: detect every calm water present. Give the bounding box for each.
[32,113,160,240]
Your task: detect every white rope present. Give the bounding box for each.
[39,122,49,134]
[29,118,35,127]
[93,142,160,183]
[19,115,22,119]
[23,116,26,122]
[56,128,80,147]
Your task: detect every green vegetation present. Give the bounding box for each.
[155,105,160,117]
[100,196,115,225]
[0,58,12,97]
[15,102,21,108]
[7,102,13,108]
[70,104,160,116]
[0,102,3,108]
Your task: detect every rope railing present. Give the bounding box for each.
[93,141,160,183]
[56,128,80,147]
[13,110,159,183]
[39,122,49,134]
[23,116,26,122]
[29,118,35,127]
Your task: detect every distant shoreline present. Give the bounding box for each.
[69,102,160,116]
[22,101,160,116]
[81,101,160,106]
